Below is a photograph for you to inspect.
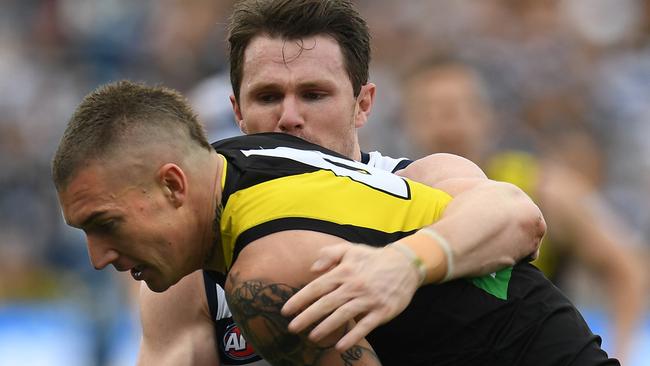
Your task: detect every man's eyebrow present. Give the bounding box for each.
[297,80,335,89]
[247,79,335,93]
[246,81,283,95]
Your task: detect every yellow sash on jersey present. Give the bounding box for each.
[220,170,452,269]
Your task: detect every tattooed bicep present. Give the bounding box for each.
[225,276,329,364]
[225,274,380,366]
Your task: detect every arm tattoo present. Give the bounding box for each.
[226,274,379,365]
[341,345,378,366]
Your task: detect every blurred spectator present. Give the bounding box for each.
[188,72,242,142]
[399,57,647,363]
[143,0,232,90]
[573,0,650,242]
[1,0,649,365]
[0,1,232,365]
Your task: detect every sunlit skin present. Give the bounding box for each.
[231,34,375,161]
[58,151,224,293]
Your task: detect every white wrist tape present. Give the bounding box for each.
[419,227,454,282]
[389,242,426,286]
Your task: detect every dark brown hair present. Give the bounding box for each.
[228,0,370,101]
[52,80,211,190]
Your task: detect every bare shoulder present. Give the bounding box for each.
[224,230,381,365]
[138,270,218,366]
[139,270,210,327]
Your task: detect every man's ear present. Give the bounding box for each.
[230,95,248,134]
[157,163,187,207]
[354,83,376,128]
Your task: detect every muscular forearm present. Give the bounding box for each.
[395,153,545,282]
[400,180,546,283]
[440,179,544,277]
[394,179,545,283]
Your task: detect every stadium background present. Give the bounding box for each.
[0,0,649,365]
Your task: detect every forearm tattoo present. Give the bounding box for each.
[226,273,379,365]
[341,346,368,366]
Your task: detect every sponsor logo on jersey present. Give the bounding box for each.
[222,323,257,361]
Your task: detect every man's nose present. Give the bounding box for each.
[277,96,305,132]
[87,237,119,270]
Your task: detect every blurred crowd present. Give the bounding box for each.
[1,1,649,365]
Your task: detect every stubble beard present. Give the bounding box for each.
[306,120,358,159]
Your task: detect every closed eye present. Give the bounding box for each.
[257,93,282,103]
[302,91,326,101]
[91,220,118,234]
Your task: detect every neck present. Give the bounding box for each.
[203,152,227,273]
[350,139,362,161]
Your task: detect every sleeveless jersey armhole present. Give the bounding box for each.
[202,270,222,320]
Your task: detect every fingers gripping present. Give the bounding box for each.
[282,243,353,316]
[285,265,359,332]
[311,243,350,271]
[308,296,372,342]
[335,312,384,352]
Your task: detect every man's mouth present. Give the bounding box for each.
[131,265,145,281]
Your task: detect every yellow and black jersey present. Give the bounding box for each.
[210,134,616,366]
[213,132,451,270]
[204,134,414,365]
